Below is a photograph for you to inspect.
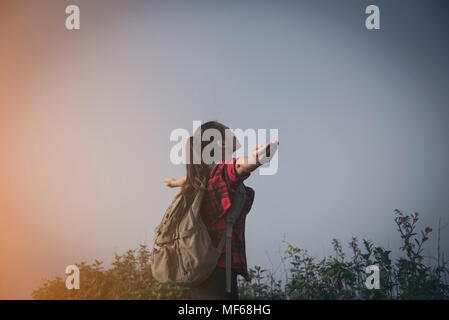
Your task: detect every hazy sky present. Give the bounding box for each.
[1,0,449,298]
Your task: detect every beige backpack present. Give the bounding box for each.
[151,183,246,293]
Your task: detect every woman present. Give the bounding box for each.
[164,121,278,300]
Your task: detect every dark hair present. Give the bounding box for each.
[180,121,228,207]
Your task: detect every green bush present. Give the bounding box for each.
[32,244,190,300]
[33,210,448,300]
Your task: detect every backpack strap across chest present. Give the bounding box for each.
[215,183,246,293]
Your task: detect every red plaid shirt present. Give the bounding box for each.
[200,158,254,281]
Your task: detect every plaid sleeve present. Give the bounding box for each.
[224,157,251,188]
[209,158,251,219]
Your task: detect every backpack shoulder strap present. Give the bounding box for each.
[215,183,246,293]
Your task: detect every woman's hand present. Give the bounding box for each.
[236,141,279,175]
[252,141,279,165]
[164,178,177,188]
[164,176,186,188]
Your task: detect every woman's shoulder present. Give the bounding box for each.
[205,159,251,198]
[209,158,236,178]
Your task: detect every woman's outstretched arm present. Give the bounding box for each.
[164,141,278,186]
